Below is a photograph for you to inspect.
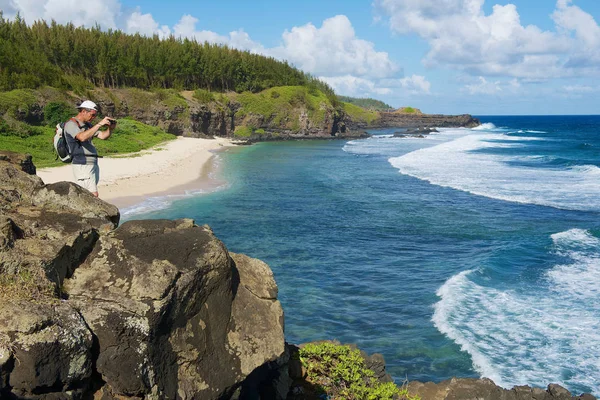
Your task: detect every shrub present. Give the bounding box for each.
[44,102,75,126]
[298,342,420,400]
[289,89,309,107]
[193,89,215,103]
[0,117,40,138]
[234,126,252,137]
[0,89,38,120]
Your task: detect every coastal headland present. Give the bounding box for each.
[1,152,595,399]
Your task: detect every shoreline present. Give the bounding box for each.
[37,136,236,211]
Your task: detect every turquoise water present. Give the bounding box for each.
[126,116,600,395]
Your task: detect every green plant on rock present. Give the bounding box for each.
[299,342,420,400]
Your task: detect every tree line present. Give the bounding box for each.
[0,13,337,103]
[338,96,393,111]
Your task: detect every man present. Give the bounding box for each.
[64,100,116,197]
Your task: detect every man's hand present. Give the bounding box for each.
[99,117,113,127]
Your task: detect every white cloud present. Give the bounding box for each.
[323,74,433,98]
[399,75,431,94]
[463,77,502,95]
[126,10,170,38]
[553,0,600,48]
[4,0,121,29]
[320,75,392,97]
[269,15,399,79]
[375,0,600,79]
[462,76,523,95]
[563,85,595,93]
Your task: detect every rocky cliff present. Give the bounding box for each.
[2,88,478,143]
[0,151,286,399]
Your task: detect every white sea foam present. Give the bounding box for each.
[473,123,497,130]
[433,229,600,394]
[388,132,600,211]
[120,182,229,218]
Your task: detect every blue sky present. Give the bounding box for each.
[2,0,600,115]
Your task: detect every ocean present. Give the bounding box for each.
[125,115,600,395]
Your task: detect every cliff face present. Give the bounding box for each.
[0,152,286,399]
[62,88,366,141]
[4,88,477,143]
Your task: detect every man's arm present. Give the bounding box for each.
[75,117,113,141]
[96,122,114,140]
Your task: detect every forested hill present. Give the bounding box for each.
[338,96,394,111]
[0,13,335,102]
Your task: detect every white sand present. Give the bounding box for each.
[37,137,235,208]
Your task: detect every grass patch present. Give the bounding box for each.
[0,266,57,303]
[0,89,38,120]
[234,126,253,137]
[0,118,176,168]
[342,102,380,125]
[396,107,422,114]
[154,89,188,110]
[125,88,158,110]
[298,342,420,400]
[233,86,332,128]
[193,89,215,103]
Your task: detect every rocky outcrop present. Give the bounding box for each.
[346,112,480,132]
[0,151,285,399]
[408,378,596,400]
[375,112,480,129]
[393,127,439,138]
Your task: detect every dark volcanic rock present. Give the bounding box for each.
[64,220,285,398]
[347,112,480,132]
[393,127,440,138]
[408,378,596,400]
[0,301,93,398]
[0,152,286,399]
[377,112,480,129]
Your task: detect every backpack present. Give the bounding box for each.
[53,118,76,163]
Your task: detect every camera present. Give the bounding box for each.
[107,118,117,123]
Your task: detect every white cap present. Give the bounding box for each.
[77,100,98,111]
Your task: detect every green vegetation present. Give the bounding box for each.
[398,107,419,114]
[0,89,38,119]
[342,102,380,125]
[193,89,215,103]
[233,126,253,137]
[0,12,336,102]
[338,96,394,111]
[0,118,175,168]
[298,342,420,400]
[44,102,76,126]
[234,86,331,129]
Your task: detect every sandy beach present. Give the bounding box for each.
[37,137,235,209]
